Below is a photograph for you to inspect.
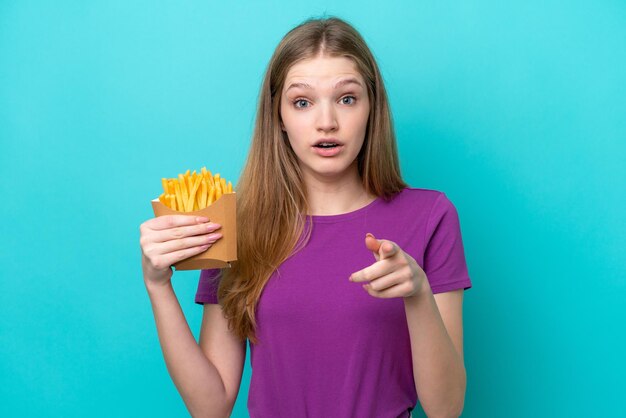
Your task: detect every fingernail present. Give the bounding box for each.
[207,223,222,231]
[196,217,209,223]
[207,233,222,241]
[366,233,374,239]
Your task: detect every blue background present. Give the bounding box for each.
[1,1,625,417]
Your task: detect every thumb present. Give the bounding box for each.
[365,232,381,253]
[365,233,396,260]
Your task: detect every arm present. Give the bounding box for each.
[145,281,232,417]
[403,283,466,418]
[351,220,470,416]
[140,215,244,417]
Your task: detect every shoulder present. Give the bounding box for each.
[397,186,445,200]
[368,187,453,231]
[380,186,449,212]
[379,188,463,233]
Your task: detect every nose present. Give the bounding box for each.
[316,101,338,133]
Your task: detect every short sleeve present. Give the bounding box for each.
[195,269,222,305]
[423,193,473,294]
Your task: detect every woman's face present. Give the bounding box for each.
[279,54,370,183]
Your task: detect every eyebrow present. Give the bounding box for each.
[285,77,363,92]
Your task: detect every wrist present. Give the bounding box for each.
[144,274,174,295]
[404,276,432,303]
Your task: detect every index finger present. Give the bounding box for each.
[350,258,395,283]
[148,215,210,231]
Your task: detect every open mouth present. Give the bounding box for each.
[314,143,340,148]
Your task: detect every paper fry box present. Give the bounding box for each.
[151,192,237,270]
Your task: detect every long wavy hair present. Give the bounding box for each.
[217,16,407,344]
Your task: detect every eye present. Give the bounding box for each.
[341,96,356,105]
[293,99,310,109]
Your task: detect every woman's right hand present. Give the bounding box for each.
[139,215,222,288]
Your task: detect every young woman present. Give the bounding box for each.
[140,16,472,418]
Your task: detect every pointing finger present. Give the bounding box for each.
[350,258,395,283]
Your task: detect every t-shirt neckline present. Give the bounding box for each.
[303,196,383,223]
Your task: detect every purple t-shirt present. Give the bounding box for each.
[195,187,472,417]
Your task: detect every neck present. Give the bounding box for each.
[302,164,376,216]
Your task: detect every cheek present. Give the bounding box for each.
[350,113,370,153]
[349,110,370,138]
[283,125,306,152]
[283,118,309,143]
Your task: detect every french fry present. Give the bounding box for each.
[200,180,207,209]
[187,174,202,211]
[187,171,195,192]
[174,181,184,211]
[178,174,189,206]
[203,167,213,181]
[207,186,215,205]
[158,168,234,212]
[169,194,176,211]
[215,180,222,200]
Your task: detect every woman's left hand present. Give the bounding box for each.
[349,233,429,299]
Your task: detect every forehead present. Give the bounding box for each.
[283,55,364,90]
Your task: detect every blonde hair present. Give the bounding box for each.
[217,16,406,344]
